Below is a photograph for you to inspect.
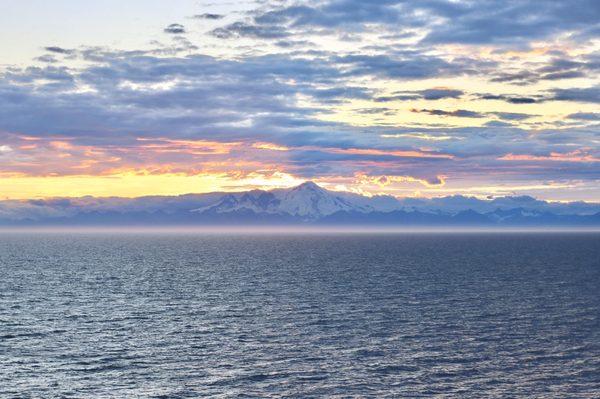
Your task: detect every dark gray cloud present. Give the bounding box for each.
[274,39,314,48]
[411,109,484,118]
[489,55,599,85]
[375,88,464,102]
[374,94,420,102]
[484,120,513,128]
[35,55,58,63]
[478,94,541,104]
[551,87,600,104]
[332,53,483,79]
[304,86,373,104]
[420,88,464,100]
[422,0,600,45]
[212,0,600,46]
[253,3,405,28]
[567,112,600,121]
[164,23,186,34]
[212,22,289,39]
[2,66,75,90]
[479,86,600,105]
[0,51,362,148]
[542,70,587,80]
[489,71,539,85]
[407,109,535,121]
[193,13,224,20]
[211,2,419,41]
[353,107,394,115]
[44,46,73,54]
[491,112,536,121]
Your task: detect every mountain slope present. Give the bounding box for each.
[192,181,372,221]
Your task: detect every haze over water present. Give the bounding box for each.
[2,232,599,397]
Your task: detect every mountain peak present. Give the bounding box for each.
[293,181,324,191]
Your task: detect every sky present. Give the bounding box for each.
[0,0,599,201]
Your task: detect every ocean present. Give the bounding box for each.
[1,232,599,397]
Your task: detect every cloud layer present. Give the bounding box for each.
[0,0,599,200]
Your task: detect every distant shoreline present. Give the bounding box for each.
[1,225,599,234]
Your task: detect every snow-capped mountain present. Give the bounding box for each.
[193,181,372,220]
[1,181,599,226]
[274,181,361,218]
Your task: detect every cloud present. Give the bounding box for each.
[274,39,314,48]
[212,22,289,39]
[411,109,484,118]
[357,173,447,188]
[375,88,464,102]
[499,150,600,163]
[355,107,394,115]
[44,46,73,54]
[193,13,224,20]
[306,86,373,103]
[477,88,600,105]
[421,0,600,45]
[250,3,410,30]
[213,0,599,47]
[0,6,599,199]
[381,133,460,141]
[551,87,600,104]
[542,70,586,80]
[374,94,420,102]
[164,23,186,34]
[478,94,541,104]
[419,88,464,100]
[490,112,536,121]
[567,112,600,121]
[35,55,58,63]
[489,56,599,85]
[484,120,513,128]
[332,53,483,80]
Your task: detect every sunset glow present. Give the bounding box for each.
[0,0,598,201]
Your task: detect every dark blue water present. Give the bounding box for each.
[1,233,599,398]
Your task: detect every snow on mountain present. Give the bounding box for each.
[193,181,374,220]
[273,181,365,219]
[193,191,281,215]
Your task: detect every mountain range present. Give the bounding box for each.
[1,181,599,227]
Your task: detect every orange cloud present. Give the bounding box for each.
[356,173,447,188]
[136,138,241,155]
[500,150,600,163]
[326,147,454,159]
[252,142,290,151]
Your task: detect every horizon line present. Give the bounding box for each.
[2,226,599,234]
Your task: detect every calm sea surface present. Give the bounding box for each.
[1,232,599,398]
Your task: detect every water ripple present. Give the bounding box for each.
[1,232,599,397]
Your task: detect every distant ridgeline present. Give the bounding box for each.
[1,182,600,226]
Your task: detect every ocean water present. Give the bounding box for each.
[1,232,599,398]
